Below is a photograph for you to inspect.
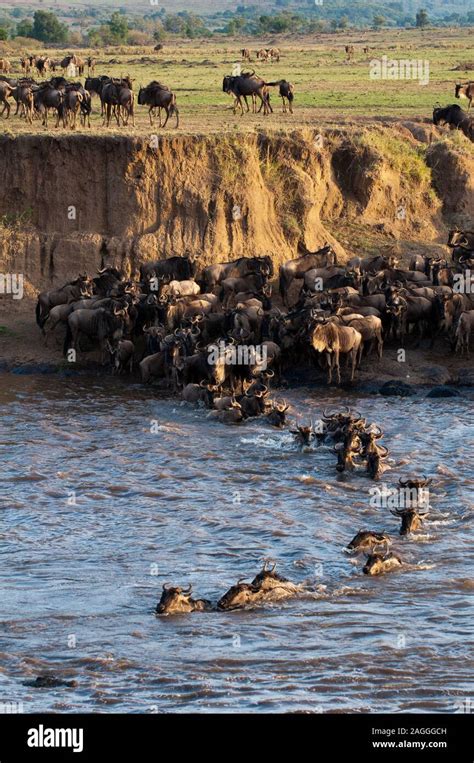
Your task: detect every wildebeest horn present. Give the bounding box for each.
[162,582,173,591]
[263,559,276,572]
[183,584,192,595]
[378,445,389,457]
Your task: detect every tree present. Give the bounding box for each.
[16,19,33,38]
[373,14,386,28]
[108,12,129,43]
[0,27,7,41]
[339,16,349,29]
[31,11,68,43]
[415,9,429,27]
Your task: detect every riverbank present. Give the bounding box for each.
[1,299,472,393]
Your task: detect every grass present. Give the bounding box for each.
[0,325,14,336]
[0,27,473,136]
[356,129,432,186]
[0,209,33,229]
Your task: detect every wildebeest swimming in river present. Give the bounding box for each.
[217,561,302,610]
[156,583,211,614]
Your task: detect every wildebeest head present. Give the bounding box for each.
[217,580,261,611]
[266,400,289,428]
[390,507,429,536]
[250,560,289,591]
[347,530,391,552]
[156,583,210,614]
[366,444,389,479]
[398,476,432,490]
[222,75,234,94]
[290,424,314,447]
[363,552,402,576]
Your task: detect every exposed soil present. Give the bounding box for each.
[0,123,472,384]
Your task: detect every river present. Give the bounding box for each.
[0,373,473,713]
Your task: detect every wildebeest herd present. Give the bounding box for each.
[2,46,472,135]
[155,470,435,614]
[33,232,472,612]
[36,230,474,395]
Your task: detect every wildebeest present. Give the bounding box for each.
[276,80,294,113]
[101,77,134,127]
[347,531,391,553]
[217,561,301,610]
[35,57,50,76]
[279,244,337,306]
[455,81,474,109]
[241,48,251,62]
[12,81,34,123]
[156,583,211,614]
[137,81,179,128]
[455,310,474,355]
[0,81,13,118]
[433,103,474,142]
[64,306,127,360]
[61,86,84,129]
[85,75,110,115]
[223,72,272,116]
[310,320,362,384]
[107,339,135,374]
[363,552,403,575]
[36,276,93,329]
[390,506,429,536]
[34,82,66,128]
[140,255,196,285]
[0,58,11,74]
[200,256,272,292]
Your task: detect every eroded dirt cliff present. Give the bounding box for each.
[0,124,472,291]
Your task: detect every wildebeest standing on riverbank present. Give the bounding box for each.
[138,81,179,128]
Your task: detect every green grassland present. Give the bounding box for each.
[1,26,473,134]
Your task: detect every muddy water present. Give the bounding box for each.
[0,374,473,713]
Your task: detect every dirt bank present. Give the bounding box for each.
[0,124,472,377]
[0,124,471,292]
